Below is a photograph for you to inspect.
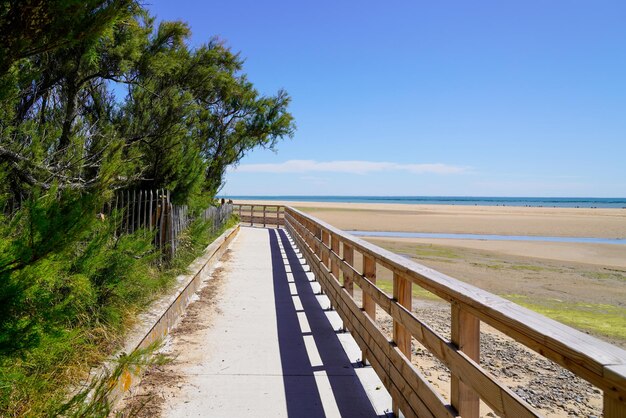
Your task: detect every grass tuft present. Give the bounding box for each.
[503,294,626,341]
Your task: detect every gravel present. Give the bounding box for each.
[376,300,603,418]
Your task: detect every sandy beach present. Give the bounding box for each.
[239,199,626,238]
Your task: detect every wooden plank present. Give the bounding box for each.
[388,362,441,418]
[388,346,456,418]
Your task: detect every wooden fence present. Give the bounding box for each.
[109,189,232,259]
[233,204,284,227]
[283,206,626,418]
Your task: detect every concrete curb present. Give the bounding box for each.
[109,224,240,405]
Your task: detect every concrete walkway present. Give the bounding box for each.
[158,226,391,417]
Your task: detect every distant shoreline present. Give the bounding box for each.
[220,195,626,209]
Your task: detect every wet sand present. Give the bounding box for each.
[239,199,626,238]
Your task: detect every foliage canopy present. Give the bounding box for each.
[0,0,294,207]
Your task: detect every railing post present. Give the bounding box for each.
[330,235,339,279]
[604,394,625,418]
[321,230,330,269]
[343,243,354,296]
[451,304,480,418]
[392,272,412,416]
[263,205,266,228]
[362,255,376,365]
[315,226,322,260]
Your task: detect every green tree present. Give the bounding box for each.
[1,7,294,207]
[0,0,137,76]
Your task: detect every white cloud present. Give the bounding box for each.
[233,160,467,175]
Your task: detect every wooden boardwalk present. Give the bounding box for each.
[150,226,390,417]
[232,205,626,418]
[122,205,626,418]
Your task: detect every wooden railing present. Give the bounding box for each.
[284,206,626,418]
[233,204,284,227]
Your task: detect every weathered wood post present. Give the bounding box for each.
[321,230,330,269]
[330,235,340,279]
[451,304,480,418]
[125,190,130,233]
[149,190,153,231]
[137,190,142,231]
[168,190,174,260]
[604,392,626,418]
[362,255,376,365]
[392,271,412,416]
[315,226,323,266]
[130,189,136,233]
[343,243,354,296]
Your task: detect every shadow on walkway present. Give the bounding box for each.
[269,228,382,417]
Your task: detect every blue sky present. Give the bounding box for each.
[148,1,626,197]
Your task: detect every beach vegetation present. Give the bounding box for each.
[0,203,237,416]
[470,262,549,272]
[583,270,626,282]
[375,278,442,301]
[410,245,460,260]
[366,241,461,261]
[503,295,626,342]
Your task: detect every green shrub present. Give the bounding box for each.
[0,193,235,416]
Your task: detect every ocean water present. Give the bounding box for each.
[220,196,626,209]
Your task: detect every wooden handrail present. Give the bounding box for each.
[284,206,626,418]
[232,203,285,227]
